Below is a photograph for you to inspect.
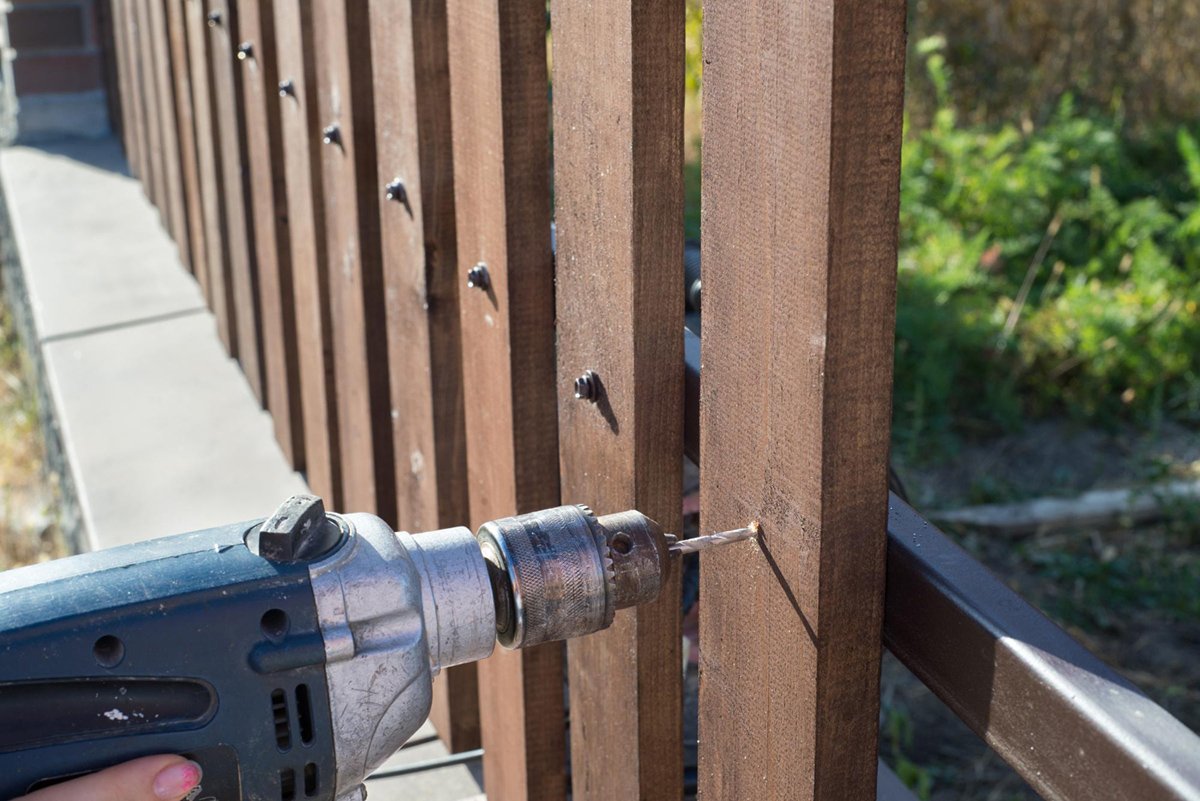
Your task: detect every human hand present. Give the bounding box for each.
[18,755,203,801]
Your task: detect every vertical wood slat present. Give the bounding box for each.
[237,0,304,468]
[312,0,396,521]
[446,0,566,796]
[185,0,236,352]
[133,0,168,214]
[273,0,342,507]
[697,1,908,799]
[108,0,140,170]
[208,0,264,403]
[446,0,565,797]
[367,0,476,751]
[122,0,153,194]
[144,0,191,272]
[164,0,210,292]
[551,0,685,797]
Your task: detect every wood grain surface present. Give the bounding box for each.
[128,0,162,206]
[164,0,209,290]
[311,0,395,522]
[109,0,142,177]
[185,0,236,353]
[551,0,685,797]
[446,0,565,795]
[144,0,190,272]
[208,0,264,403]
[237,0,303,468]
[368,0,475,750]
[697,1,908,799]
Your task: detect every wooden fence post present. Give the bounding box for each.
[551,0,685,797]
[208,0,264,403]
[127,0,161,207]
[311,0,396,522]
[236,0,304,469]
[164,0,209,290]
[109,0,140,176]
[697,0,908,799]
[272,0,342,508]
[184,0,236,353]
[367,0,476,752]
[144,0,190,273]
[446,0,565,796]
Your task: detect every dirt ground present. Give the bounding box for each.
[0,307,66,571]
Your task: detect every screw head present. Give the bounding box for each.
[466,263,490,290]
[206,10,222,27]
[574,371,599,402]
[236,42,254,61]
[384,178,407,203]
[278,79,295,98]
[322,124,341,146]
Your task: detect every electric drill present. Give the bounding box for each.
[0,494,680,800]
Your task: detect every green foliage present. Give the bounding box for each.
[895,37,1200,457]
[885,707,934,800]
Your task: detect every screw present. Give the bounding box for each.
[278,79,295,98]
[236,41,254,61]
[466,263,490,291]
[574,371,599,403]
[322,124,341,146]
[206,10,222,27]
[384,178,407,203]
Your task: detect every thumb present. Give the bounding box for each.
[18,755,203,801]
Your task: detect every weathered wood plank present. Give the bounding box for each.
[368,0,475,750]
[273,0,341,506]
[144,0,191,272]
[108,0,141,172]
[185,0,236,352]
[237,0,303,468]
[697,1,908,799]
[208,0,264,403]
[311,0,396,521]
[164,0,209,291]
[551,0,685,797]
[446,0,564,796]
[125,0,158,202]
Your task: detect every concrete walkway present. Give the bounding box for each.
[0,136,483,799]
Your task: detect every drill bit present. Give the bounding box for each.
[669,521,760,555]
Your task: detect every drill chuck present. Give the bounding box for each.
[476,506,671,649]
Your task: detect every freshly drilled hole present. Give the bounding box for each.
[611,533,634,556]
[261,609,290,643]
[93,636,124,668]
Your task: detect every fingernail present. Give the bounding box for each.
[153,760,203,799]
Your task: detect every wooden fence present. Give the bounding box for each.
[107,1,1200,799]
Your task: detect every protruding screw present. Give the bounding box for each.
[574,370,599,403]
[278,79,295,98]
[206,10,222,27]
[384,178,407,203]
[236,41,254,61]
[466,263,490,291]
[322,124,341,146]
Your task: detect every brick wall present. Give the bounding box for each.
[6,0,112,140]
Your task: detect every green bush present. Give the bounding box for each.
[894,37,1200,458]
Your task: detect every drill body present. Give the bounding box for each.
[0,497,671,801]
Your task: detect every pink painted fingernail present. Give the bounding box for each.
[153,760,203,800]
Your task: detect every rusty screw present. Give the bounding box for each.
[466,263,490,291]
[278,79,295,98]
[574,371,599,403]
[384,178,407,203]
[236,42,254,61]
[322,124,341,146]
[206,10,222,27]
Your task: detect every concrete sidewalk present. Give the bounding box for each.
[0,136,484,799]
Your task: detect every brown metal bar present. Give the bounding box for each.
[683,329,1200,801]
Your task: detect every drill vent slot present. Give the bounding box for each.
[271,689,292,751]
[279,768,295,800]
[304,763,318,796]
[296,683,314,745]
